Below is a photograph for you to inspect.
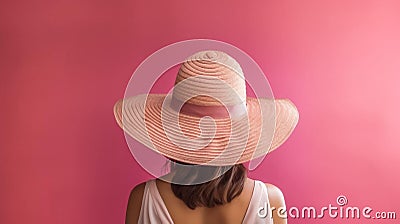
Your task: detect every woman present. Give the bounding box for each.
[114,50,299,223]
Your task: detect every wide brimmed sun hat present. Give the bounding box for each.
[114,50,299,166]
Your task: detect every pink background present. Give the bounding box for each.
[1,0,399,223]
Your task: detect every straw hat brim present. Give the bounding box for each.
[114,94,299,165]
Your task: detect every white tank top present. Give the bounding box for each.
[138,179,273,224]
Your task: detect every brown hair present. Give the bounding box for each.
[170,160,247,210]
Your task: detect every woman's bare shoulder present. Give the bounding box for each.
[125,182,146,224]
[263,182,287,224]
[264,183,285,204]
[246,178,285,208]
[130,182,146,198]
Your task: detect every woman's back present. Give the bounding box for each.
[126,178,286,224]
[153,178,258,224]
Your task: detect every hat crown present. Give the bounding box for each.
[172,51,246,106]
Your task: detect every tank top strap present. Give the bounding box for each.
[242,180,274,224]
[138,179,174,224]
